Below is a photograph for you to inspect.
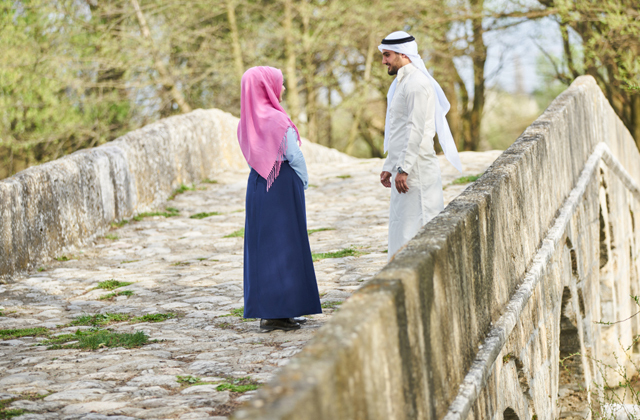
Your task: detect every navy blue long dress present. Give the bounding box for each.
[243,161,322,319]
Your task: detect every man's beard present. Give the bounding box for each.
[387,65,398,75]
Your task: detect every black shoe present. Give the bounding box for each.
[292,317,308,324]
[260,318,301,331]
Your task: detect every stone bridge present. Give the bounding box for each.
[0,75,638,420]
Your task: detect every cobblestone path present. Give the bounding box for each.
[0,151,501,420]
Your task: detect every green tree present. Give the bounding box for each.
[537,0,640,147]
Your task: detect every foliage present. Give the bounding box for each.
[2,0,638,182]
[177,375,201,385]
[95,279,133,290]
[111,220,129,228]
[190,212,221,219]
[321,301,343,309]
[0,1,134,179]
[224,228,245,238]
[0,327,50,339]
[133,207,179,221]
[41,328,148,350]
[168,185,195,200]
[312,248,365,262]
[98,290,134,300]
[130,313,176,323]
[70,313,130,327]
[68,312,175,327]
[537,0,640,147]
[219,307,256,322]
[308,227,335,235]
[452,174,483,185]
[215,377,260,393]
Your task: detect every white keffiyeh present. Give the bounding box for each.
[379,31,462,172]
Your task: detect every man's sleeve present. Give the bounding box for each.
[382,153,394,172]
[397,83,434,174]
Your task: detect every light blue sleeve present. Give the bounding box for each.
[284,127,308,189]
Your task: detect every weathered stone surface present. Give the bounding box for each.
[0,109,245,279]
[233,76,640,420]
[0,149,498,419]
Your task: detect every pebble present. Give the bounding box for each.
[0,151,500,418]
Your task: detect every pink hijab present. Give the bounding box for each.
[238,66,301,190]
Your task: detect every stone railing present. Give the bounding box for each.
[0,109,245,279]
[0,108,352,280]
[233,76,640,420]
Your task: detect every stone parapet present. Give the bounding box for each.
[0,109,245,279]
[234,76,640,420]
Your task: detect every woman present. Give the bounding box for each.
[238,66,322,331]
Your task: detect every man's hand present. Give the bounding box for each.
[380,171,392,188]
[395,172,409,193]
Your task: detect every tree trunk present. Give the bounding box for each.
[301,10,317,142]
[226,0,244,81]
[130,0,192,113]
[346,32,376,154]
[465,0,486,151]
[283,0,300,125]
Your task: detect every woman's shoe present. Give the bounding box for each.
[260,318,301,331]
[292,317,308,324]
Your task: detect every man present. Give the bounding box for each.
[378,31,462,258]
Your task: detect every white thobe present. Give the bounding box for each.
[383,63,444,258]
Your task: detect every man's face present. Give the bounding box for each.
[382,50,405,75]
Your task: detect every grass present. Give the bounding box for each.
[176,375,219,386]
[111,220,129,228]
[168,184,195,200]
[336,174,351,179]
[55,255,70,262]
[190,212,221,219]
[130,313,176,323]
[177,375,201,385]
[133,207,179,221]
[309,184,318,188]
[171,261,190,266]
[0,399,24,419]
[451,173,483,185]
[215,377,260,393]
[308,227,335,235]
[0,394,50,418]
[0,327,50,340]
[99,290,134,300]
[321,301,343,309]
[37,267,46,272]
[219,307,256,322]
[202,179,218,184]
[41,328,149,350]
[229,308,244,317]
[104,233,119,240]
[69,312,175,327]
[224,228,245,238]
[0,408,26,419]
[70,313,129,327]
[95,279,133,290]
[120,260,138,264]
[312,248,364,262]
[196,257,208,261]
[72,330,147,350]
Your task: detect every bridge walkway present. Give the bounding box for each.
[0,151,500,420]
